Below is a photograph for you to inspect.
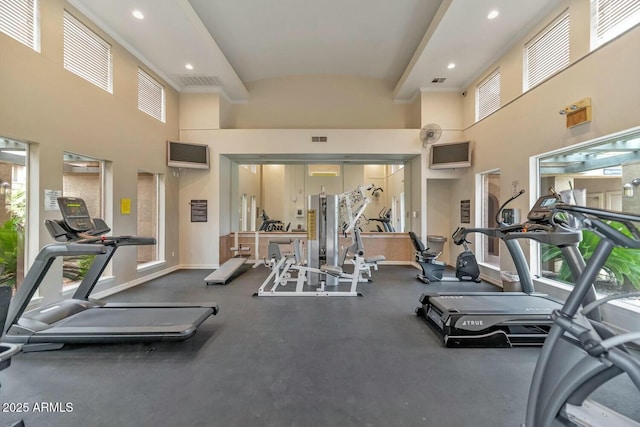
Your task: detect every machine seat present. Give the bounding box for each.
[320,265,343,276]
[365,255,385,263]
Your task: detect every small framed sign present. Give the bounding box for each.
[190,199,208,222]
[460,200,471,224]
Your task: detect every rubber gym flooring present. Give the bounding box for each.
[1,265,637,426]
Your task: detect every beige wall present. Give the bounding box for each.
[178,128,424,267]
[461,0,592,129]
[0,0,180,305]
[229,75,421,129]
[179,93,221,130]
[453,15,640,281]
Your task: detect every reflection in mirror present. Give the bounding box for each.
[238,163,408,233]
[240,194,248,231]
[537,127,640,296]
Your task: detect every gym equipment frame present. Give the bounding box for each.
[254,184,383,297]
[2,197,218,352]
[524,203,640,427]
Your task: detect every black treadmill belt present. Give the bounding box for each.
[431,294,560,314]
[32,307,213,340]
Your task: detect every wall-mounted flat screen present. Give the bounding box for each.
[167,141,210,169]
[429,140,472,169]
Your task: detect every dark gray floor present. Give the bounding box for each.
[0,266,566,426]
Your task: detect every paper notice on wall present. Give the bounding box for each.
[44,189,63,211]
[190,199,208,222]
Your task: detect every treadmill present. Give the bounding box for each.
[2,197,219,352]
[416,193,599,348]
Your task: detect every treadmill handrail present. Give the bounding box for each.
[77,236,157,247]
[4,243,108,334]
[556,209,640,250]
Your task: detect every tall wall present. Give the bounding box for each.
[229,75,421,129]
[454,6,640,281]
[178,128,424,267]
[0,0,181,305]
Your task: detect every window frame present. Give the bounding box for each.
[475,68,501,122]
[63,10,113,93]
[137,68,166,123]
[523,10,570,92]
[590,0,640,49]
[475,169,501,269]
[61,152,106,289]
[136,170,164,269]
[0,0,40,51]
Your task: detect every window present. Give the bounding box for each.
[62,152,105,287]
[524,11,570,91]
[476,68,500,121]
[0,137,28,292]
[0,0,39,51]
[137,171,160,266]
[138,69,165,122]
[477,170,501,268]
[536,128,640,299]
[591,0,640,49]
[63,11,112,93]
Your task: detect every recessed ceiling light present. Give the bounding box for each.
[487,10,499,19]
[185,63,194,70]
[132,10,144,20]
[447,63,456,69]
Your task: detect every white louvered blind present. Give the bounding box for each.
[524,11,570,91]
[138,69,165,122]
[0,0,39,51]
[63,11,112,93]
[591,0,640,48]
[476,68,500,122]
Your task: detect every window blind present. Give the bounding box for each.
[63,11,112,93]
[476,69,500,121]
[138,69,165,122]
[592,0,640,47]
[524,11,570,91]
[0,0,39,51]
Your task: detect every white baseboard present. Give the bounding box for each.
[92,265,181,299]
[178,264,218,270]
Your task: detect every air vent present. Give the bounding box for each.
[431,77,446,83]
[174,75,223,87]
[311,136,328,142]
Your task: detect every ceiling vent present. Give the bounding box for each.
[431,77,446,83]
[174,75,223,87]
[311,136,328,142]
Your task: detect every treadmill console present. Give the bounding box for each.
[527,194,562,223]
[57,197,93,232]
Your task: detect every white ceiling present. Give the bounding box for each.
[68,0,557,103]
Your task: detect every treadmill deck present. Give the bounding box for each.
[417,292,559,348]
[11,306,215,344]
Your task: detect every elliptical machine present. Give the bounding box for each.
[523,200,640,426]
[369,207,395,232]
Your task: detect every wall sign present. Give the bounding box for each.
[190,200,208,222]
[460,200,471,224]
[44,189,62,211]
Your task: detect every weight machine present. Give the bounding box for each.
[254,184,384,297]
